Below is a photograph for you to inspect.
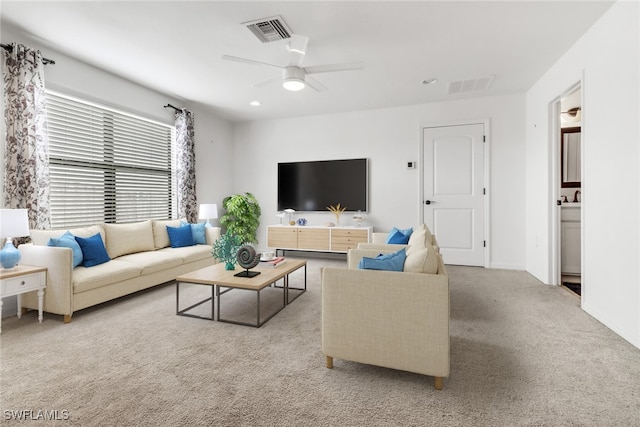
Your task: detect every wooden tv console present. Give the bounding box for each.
[266,225,372,254]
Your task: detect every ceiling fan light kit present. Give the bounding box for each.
[283,66,306,91]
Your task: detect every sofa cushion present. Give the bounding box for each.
[158,244,212,264]
[386,227,413,244]
[181,221,206,245]
[75,233,111,267]
[358,248,406,272]
[103,220,155,259]
[116,251,183,275]
[167,224,195,248]
[404,244,439,274]
[152,219,182,249]
[30,225,105,246]
[73,259,142,293]
[48,231,83,268]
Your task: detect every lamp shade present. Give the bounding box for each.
[0,209,30,239]
[198,204,218,220]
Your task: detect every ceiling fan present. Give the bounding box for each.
[221,35,363,92]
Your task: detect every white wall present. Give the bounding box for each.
[525,1,639,347]
[189,102,235,225]
[232,93,527,270]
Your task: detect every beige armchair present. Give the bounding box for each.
[321,246,450,390]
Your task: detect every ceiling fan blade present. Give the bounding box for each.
[221,54,283,69]
[252,76,280,89]
[305,76,328,92]
[304,62,364,75]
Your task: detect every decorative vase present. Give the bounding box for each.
[0,239,21,269]
[225,261,235,270]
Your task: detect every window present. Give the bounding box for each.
[45,91,175,228]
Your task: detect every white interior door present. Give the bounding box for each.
[423,123,485,266]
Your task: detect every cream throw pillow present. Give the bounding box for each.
[407,224,435,248]
[151,219,182,249]
[404,243,439,274]
[103,220,155,258]
[408,225,427,247]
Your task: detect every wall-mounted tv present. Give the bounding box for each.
[278,158,368,212]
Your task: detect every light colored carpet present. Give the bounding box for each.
[1,257,639,426]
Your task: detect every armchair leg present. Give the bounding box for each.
[63,314,72,324]
[326,356,333,369]
[434,376,443,390]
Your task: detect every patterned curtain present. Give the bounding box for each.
[2,43,51,231]
[175,109,197,223]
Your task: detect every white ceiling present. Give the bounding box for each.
[1,1,614,122]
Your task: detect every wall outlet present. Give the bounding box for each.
[407,161,416,169]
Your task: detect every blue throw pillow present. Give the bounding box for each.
[74,233,111,267]
[181,221,206,245]
[358,248,407,272]
[167,224,195,248]
[48,231,83,268]
[386,227,413,244]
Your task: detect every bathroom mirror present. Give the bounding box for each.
[561,127,581,188]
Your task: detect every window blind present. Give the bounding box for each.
[46,91,175,228]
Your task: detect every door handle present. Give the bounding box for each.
[424,200,434,205]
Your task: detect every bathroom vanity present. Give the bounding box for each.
[561,203,581,275]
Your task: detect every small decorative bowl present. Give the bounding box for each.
[296,218,308,226]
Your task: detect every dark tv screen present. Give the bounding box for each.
[277,158,368,212]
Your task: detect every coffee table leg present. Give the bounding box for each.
[285,274,289,304]
[216,285,220,321]
[176,281,215,320]
[257,290,261,326]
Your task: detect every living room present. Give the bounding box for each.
[1,1,639,425]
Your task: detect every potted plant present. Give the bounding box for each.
[220,192,261,245]
[212,231,242,270]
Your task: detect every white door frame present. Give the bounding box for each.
[419,119,491,268]
[550,80,583,289]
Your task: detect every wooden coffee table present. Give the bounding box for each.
[175,259,307,327]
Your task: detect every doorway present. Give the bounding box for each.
[552,84,583,297]
[422,122,487,267]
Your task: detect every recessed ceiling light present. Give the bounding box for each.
[422,78,438,85]
[249,100,262,107]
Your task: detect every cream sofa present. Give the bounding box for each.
[321,224,449,390]
[19,219,220,323]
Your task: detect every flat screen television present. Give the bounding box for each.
[277,158,368,212]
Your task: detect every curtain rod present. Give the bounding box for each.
[163,103,183,113]
[1,43,56,65]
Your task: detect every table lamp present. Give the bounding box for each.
[198,204,218,227]
[0,209,30,270]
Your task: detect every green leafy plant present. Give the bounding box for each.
[212,231,242,270]
[220,192,261,245]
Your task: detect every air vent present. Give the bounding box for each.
[243,16,292,43]
[447,75,495,95]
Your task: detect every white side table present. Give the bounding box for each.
[0,265,47,334]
